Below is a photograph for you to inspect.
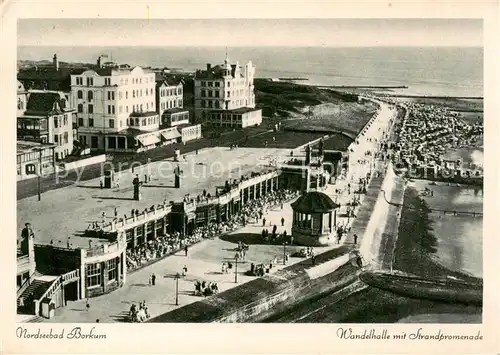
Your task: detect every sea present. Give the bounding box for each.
[17,46,483,97]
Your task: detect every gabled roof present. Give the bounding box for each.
[24,91,70,115]
[155,74,184,87]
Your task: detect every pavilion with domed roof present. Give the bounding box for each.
[291,190,340,246]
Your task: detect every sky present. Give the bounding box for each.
[18,19,483,47]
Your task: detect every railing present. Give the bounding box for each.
[86,240,126,258]
[101,204,172,232]
[17,254,30,271]
[61,269,79,284]
[17,273,34,299]
[38,276,62,303]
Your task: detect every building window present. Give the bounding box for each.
[109,119,115,128]
[215,101,220,109]
[146,103,149,110]
[126,91,128,99]
[208,82,213,87]
[201,81,206,87]
[107,258,118,281]
[88,104,94,114]
[201,100,205,108]
[108,105,111,114]
[64,132,68,144]
[77,90,83,99]
[54,135,58,144]
[86,263,102,288]
[112,105,115,114]
[133,91,136,98]
[215,91,220,98]
[227,91,231,97]
[54,117,58,128]
[227,82,231,87]
[208,91,213,98]
[150,88,153,95]
[76,77,83,85]
[105,78,111,86]
[88,91,93,101]
[208,101,213,108]
[78,117,84,127]
[86,78,93,86]
[89,118,94,127]
[215,82,220,87]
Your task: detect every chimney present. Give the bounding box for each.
[53,53,59,71]
[206,63,211,72]
[97,56,102,69]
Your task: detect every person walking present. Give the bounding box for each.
[262,218,266,227]
[86,298,90,312]
[184,245,188,256]
[151,273,156,286]
[353,234,358,245]
[182,265,188,277]
[281,217,285,227]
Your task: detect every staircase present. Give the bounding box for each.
[17,279,51,314]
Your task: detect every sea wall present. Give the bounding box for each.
[359,162,397,265]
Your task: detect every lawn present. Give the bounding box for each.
[282,101,379,136]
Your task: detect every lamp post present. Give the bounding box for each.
[283,241,287,265]
[234,253,239,283]
[174,272,181,306]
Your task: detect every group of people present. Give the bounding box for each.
[126,231,200,271]
[193,280,219,297]
[128,301,150,322]
[248,262,273,277]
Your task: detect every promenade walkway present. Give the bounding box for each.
[41,184,357,323]
[17,147,291,247]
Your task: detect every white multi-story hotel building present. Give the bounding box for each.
[71,63,159,152]
[71,58,201,152]
[194,56,262,128]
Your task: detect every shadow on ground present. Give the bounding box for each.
[220,232,292,246]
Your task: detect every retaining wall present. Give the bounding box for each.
[55,154,106,172]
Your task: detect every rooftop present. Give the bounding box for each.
[155,74,184,86]
[129,111,158,118]
[17,141,56,155]
[162,108,189,115]
[314,133,354,152]
[24,91,73,116]
[291,191,340,213]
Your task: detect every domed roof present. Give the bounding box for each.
[291,191,339,213]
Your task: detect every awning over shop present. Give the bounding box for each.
[160,129,181,141]
[138,134,160,147]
